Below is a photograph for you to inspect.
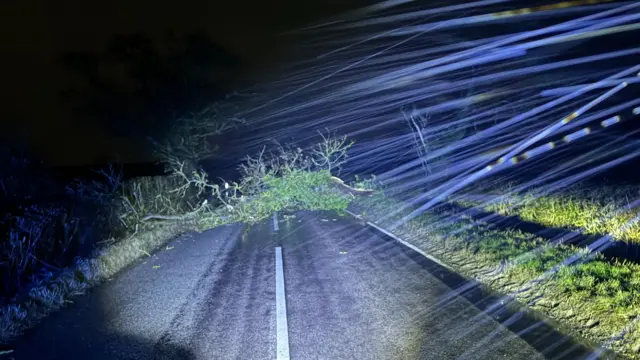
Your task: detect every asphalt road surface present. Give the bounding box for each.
[9,211,597,360]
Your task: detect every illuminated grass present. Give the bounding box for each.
[456,185,640,244]
[351,190,640,359]
[258,170,351,213]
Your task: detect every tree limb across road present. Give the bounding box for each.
[330,176,374,197]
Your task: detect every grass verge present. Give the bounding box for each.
[351,187,640,359]
[454,185,640,244]
[0,219,196,344]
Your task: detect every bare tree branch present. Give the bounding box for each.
[311,129,353,175]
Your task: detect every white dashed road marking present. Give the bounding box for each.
[345,210,454,271]
[273,212,279,232]
[275,247,290,360]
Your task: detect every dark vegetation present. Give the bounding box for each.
[1,30,239,310]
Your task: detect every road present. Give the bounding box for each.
[9,211,596,360]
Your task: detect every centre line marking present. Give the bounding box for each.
[275,247,290,360]
[273,212,280,231]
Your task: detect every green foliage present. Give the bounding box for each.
[515,245,577,275]
[261,170,350,213]
[456,185,640,243]
[555,258,640,308]
[192,131,357,226]
[206,170,351,225]
[466,229,547,263]
[237,130,353,196]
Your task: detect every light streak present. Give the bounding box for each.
[228,7,640,354]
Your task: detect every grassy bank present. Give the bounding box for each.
[0,170,203,344]
[350,185,640,359]
[454,185,640,244]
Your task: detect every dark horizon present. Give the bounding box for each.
[0,0,372,167]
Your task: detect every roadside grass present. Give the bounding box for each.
[351,188,640,359]
[454,185,640,244]
[0,219,195,344]
[0,173,201,344]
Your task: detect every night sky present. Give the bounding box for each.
[1,0,369,166]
